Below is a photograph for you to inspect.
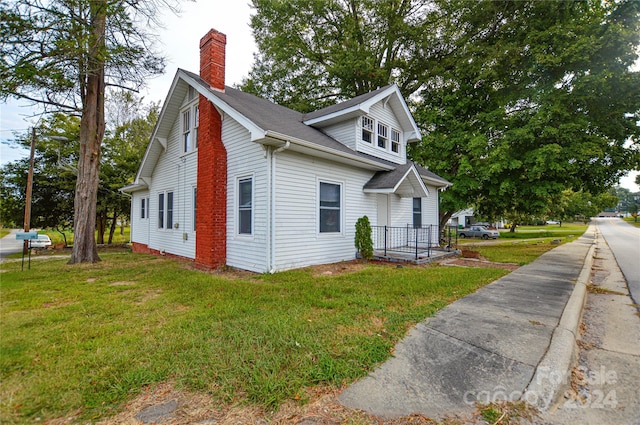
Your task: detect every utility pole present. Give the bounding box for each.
[23,127,36,254]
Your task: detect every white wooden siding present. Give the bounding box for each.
[144,108,198,258]
[321,120,358,151]
[223,116,268,272]
[272,151,377,271]
[423,184,439,227]
[130,190,150,245]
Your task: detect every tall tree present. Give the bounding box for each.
[0,114,79,240]
[245,0,640,228]
[410,0,640,227]
[0,0,182,263]
[243,0,438,112]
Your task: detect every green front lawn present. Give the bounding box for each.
[45,227,131,245]
[0,254,508,423]
[498,222,587,239]
[471,239,573,265]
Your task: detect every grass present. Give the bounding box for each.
[463,233,583,265]
[0,229,10,239]
[623,216,640,228]
[0,254,509,424]
[43,227,131,245]
[498,223,587,239]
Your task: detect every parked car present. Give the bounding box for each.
[457,225,500,240]
[30,234,52,248]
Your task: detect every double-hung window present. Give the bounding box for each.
[362,116,374,143]
[158,192,174,229]
[413,198,422,228]
[141,198,146,219]
[182,94,199,153]
[238,177,252,235]
[377,123,388,149]
[391,129,400,153]
[194,105,199,149]
[182,109,191,152]
[158,193,165,229]
[319,182,341,233]
[166,192,174,229]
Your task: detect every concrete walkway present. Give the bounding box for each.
[339,226,596,419]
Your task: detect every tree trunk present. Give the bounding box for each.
[108,210,118,244]
[69,3,106,264]
[96,212,106,244]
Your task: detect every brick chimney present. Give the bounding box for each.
[195,29,227,269]
[199,29,226,91]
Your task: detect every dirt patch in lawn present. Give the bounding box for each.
[94,382,443,425]
[439,257,520,271]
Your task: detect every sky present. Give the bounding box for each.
[0,0,638,192]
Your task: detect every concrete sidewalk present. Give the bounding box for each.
[339,226,596,419]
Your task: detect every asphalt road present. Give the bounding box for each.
[0,229,26,260]
[594,218,640,309]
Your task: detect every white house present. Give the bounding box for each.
[122,29,450,273]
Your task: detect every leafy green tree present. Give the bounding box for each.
[243,0,437,111]
[245,0,640,228]
[410,0,640,226]
[0,0,182,263]
[98,94,159,243]
[0,114,79,243]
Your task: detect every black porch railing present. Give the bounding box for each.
[371,225,458,260]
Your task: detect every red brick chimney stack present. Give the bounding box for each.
[195,29,227,269]
[199,29,226,91]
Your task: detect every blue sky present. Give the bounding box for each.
[0,1,638,191]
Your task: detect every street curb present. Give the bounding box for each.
[523,226,597,411]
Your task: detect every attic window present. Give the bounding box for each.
[377,123,388,149]
[362,116,374,143]
[188,86,197,101]
[391,129,400,153]
[182,109,192,152]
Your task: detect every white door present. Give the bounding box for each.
[377,194,389,226]
[376,194,390,250]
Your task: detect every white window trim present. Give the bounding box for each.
[236,174,254,238]
[317,178,345,236]
[391,128,401,153]
[361,116,374,144]
[360,115,401,156]
[157,190,175,231]
[180,99,199,155]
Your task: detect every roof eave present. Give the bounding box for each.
[264,130,394,171]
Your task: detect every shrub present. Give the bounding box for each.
[355,215,374,260]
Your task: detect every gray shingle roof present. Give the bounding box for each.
[182,69,389,163]
[182,70,450,187]
[302,84,396,121]
[364,162,451,190]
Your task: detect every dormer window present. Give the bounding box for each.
[391,129,400,153]
[362,116,374,143]
[377,123,388,149]
[359,115,401,156]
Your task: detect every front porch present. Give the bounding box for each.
[371,225,459,264]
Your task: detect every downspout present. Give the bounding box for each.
[269,140,290,273]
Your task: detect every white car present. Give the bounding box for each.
[30,234,52,248]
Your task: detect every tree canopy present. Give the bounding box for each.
[244,0,640,225]
[0,0,182,263]
[0,97,157,243]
